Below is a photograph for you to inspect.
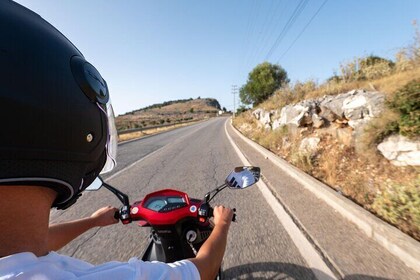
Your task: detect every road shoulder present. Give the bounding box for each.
[226,119,420,279]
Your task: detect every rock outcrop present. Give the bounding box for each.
[251,89,420,167]
[252,108,272,129]
[255,89,384,131]
[377,135,420,166]
[299,137,321,153]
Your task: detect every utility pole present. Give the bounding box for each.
[231,85,238,118]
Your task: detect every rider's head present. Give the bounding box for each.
[0,0,117,210]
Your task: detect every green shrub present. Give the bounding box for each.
[358,56,395,80]
[388,80,420,138]
[291,151,314,173]
[339,55,395,82]
[361,109,400,150]
[372,178,420,238]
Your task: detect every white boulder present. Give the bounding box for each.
[299,137,321,153]
[377,135,420,166]
[252,109,271,129]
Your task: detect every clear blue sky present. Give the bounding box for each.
[15,0,420,115]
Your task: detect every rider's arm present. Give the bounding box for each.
[48,206,118,251]
[189,206,234,280]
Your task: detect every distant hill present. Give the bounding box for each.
[116,98,222,131]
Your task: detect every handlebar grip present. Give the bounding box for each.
[200,205,236,222]
[210,207,236,221]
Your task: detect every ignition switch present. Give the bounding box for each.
[186,230,197,243]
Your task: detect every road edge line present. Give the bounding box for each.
[228,119,420,273]
[224,120,338,280]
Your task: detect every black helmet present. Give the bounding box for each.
[0,1,117,209]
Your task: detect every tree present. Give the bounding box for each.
[240,62,288,106]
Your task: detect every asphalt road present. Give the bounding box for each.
[51,117,317,279]
[50,117,419,279]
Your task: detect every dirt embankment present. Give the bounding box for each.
[116,98,222,132]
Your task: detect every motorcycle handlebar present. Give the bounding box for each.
[114,204,238,224]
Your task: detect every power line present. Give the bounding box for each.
[277,0,329,63]
[238,0,258,78]
[251,0,287,65]
[264,0,309,61]
[247,0,276,67]
[243,0,263,72]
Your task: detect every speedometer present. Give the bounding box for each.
[145,198,167,211]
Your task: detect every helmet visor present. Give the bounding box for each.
[99,100,117,174]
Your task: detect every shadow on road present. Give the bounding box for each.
[223,262,392,280]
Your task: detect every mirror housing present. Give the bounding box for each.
[85,177,103,191]
[225,166,260,189]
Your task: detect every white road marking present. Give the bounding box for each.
[224,119,338,280]
[105,120,213,182]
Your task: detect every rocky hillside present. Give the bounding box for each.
[116,98,222,131]
[233,81,420,240]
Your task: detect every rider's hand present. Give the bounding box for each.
[213,206,234,228]
[90,206,119,227]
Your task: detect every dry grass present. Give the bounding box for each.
[260,68,420,113]
[118,131,146,142]
[365,67,420,96]
[259,126,289,151]
[306,67,420,101]
[317,136,340,186]
[232,111,263,141]
[262,80,317,110]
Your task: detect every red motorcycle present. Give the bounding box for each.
[87,166,261,279]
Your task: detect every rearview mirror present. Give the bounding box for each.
[225,166,260,189]
[85,177,104,191]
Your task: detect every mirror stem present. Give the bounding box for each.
[102,182,130,207]
[205,184,227,203]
